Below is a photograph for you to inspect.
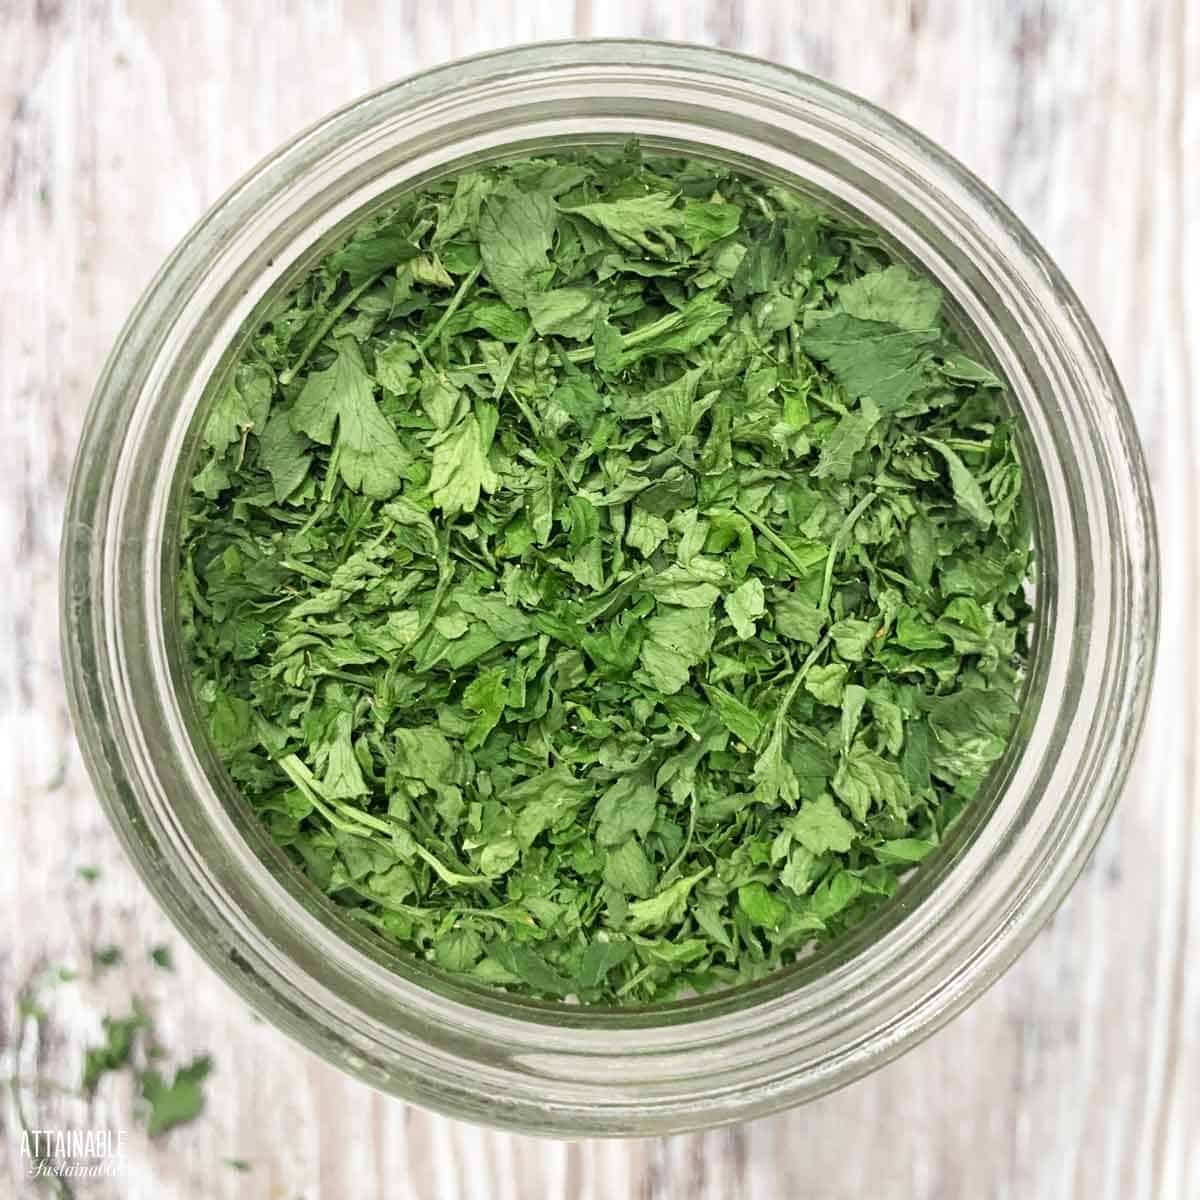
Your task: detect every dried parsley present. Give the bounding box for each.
[82,1006,150,1094]
[140,1056,213,1137]
[78,1000,211,1137]
[181,145,1032,1003]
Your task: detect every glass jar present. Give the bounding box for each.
[60,41,1158,1136]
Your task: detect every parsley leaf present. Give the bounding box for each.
[804,315,937,411]
[477,190,556,307]
[82,1009,149,1094]
[427,408,501,516]
[141,1055,213,1137]
[291,337,406,498]
[837,264,941,330]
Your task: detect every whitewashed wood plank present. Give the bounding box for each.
[1,1,1195,1198]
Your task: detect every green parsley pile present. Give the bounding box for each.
[182,146,1032,1003]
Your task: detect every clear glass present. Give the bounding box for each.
[61,41,1158,1136]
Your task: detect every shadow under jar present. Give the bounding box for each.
[61,41,1158,1136]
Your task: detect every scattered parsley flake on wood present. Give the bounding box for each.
[79,1002,214,1138]
[82,1007,150,1094]
[141,1055,213,1137]
[182,144,1033,1004]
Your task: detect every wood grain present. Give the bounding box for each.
[2,1,1196,1197]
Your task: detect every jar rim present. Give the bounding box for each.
[61,40,1158,1135]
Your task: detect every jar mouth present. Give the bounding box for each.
[61,40,1158,1134]
[163,135,1053,1027]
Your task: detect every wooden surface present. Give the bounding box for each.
[2,2,1197,1197]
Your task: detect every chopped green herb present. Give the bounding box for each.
[182,145,1032,1003]
[92,945,122,970]
[82,1007,150,1094]
[141,1056,212,1137]
[149,945,174,971]
[77,866,100,884]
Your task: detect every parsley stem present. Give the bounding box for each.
[280,755,490,887]
[278,271,386,387]
[491,326,535,401]
[578,568,649,624]
[404,805,502,905]
[820,491,878,613]
[617,963,657,998]
[774,633,832,733]
[279,557,331,583]
[733,505,816,578]
[661,789,700,882]
[409,565,454,645]
[418,261,483,350]
[410,843,489,886]
[311,668,374,687]
[563,303,696,365]
[293,500,332,539]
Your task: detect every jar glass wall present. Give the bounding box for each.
[61,41,1157,1135]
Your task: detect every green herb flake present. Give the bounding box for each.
[93,945,122,970]
[181,145,1033,1004]
[141,1055,213,1137]
[149,945,174,971]
[82,1008,150,1094]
